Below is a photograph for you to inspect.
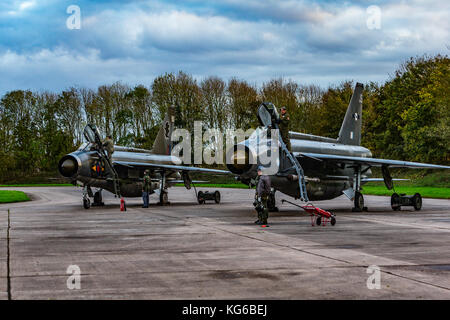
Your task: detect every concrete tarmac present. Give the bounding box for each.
[0,186,449,299]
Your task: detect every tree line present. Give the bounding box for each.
[0,54,448,182]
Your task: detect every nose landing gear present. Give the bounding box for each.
[83,196,91,209]
[82,186,104,209]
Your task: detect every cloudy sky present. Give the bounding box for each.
[0,0,448,94]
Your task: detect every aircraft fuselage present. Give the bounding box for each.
[228,133,373,201]
[59,146,182,197]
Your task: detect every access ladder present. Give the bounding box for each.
[278,136,309,202]
[101,150,121,198]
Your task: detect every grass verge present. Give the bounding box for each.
[362,185,450,199]
[176,183,450,199]
[0,190,30,203]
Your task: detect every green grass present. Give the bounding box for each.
[176,181,450,199]
[0,184,72,187]
[0,190,30,203]
[362,185,450,199]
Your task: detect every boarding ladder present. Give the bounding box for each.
[257,103,308,202]
[278,135,309,202]
[100,149,121,198]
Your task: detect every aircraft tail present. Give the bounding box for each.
[337,82,364,146]
[152,106,175,155]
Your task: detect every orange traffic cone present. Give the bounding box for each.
[120,198,126,211]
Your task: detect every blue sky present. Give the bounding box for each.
[0,0,448,94]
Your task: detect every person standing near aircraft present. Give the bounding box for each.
[279,106,291,152]
[142,169,151,208]
[255,166,271,226]
[103,135,114,161]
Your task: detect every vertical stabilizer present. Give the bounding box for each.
[152,106,175,155]
[337,82,363,146]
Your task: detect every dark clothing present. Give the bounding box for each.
[142,173,151,207]
[142,174,151,193]
[102,138,114,159]
[279,112,291,152]
[259,194,269,223]
[256,175,271,197]
[142,191,149,207]
[255,175,271,224]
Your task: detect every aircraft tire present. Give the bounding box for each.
[331,217,336,226]
[354,192,364,211]
[197,191,205,204]
[316,217,322,226]
[413,193,422,211]
[160,191,168,205]
[83,198,91,209]
[391,193,401,211]
[214,191,221,204]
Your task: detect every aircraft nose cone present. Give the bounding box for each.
[59,158,77,177]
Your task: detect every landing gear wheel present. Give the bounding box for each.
[331,217,336,226]
[413,193,422,211]
[159,191,169,205]
[83,197,91,209]
[197,191,205,204]
[391,193,401,211]
[214,191,221,204]
[353,192,364,212]
[316,217,322,226]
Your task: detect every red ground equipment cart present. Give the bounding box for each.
[282,199,336,226]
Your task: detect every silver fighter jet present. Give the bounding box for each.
[226,83,450,212]
[58,107,228,209]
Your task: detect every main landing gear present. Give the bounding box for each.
[351,165,369,212]
[158,171,170,205]
[352,191,367,212]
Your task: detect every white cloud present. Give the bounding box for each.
[19,1,36,11]
[0,0,448,94]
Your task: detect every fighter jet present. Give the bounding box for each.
[226,83,450,212]
[58,107,228,209]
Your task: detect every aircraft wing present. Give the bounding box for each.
[361,178,409,182]
[114,161,231,174]
[297,152,450,169]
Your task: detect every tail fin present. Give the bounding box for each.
[337,82,364,146]
[152,106,175,155]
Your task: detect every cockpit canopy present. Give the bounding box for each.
[83,124,102,145]
[257,102,279,128]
